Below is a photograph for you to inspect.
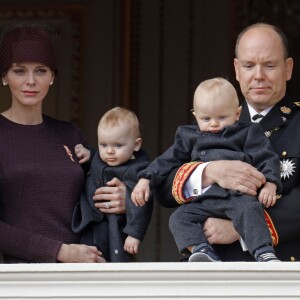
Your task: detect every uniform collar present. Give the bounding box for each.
[247,104,273,121]
[240,96,296,131]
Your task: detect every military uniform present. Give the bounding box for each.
[168,96,300,262]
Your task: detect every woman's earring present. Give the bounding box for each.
[50,82,53,85]
[2,81,7,86]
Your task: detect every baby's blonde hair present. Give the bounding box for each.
[193,77,239,109]
[98,106,141,138]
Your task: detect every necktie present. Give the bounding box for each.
[252,114,264,122]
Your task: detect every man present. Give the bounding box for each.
[160,23,300,261]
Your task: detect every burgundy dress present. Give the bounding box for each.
[0,114,86,263]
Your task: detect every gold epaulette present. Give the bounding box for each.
[172,162,201,205]
[264,210,279,246]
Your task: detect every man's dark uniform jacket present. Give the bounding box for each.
[159,97,300,262]
[72,149,153,262]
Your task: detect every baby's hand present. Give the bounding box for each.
[258,181,277,208]
[124,236,140,254]
[75,144,91,164]
[131,178,150,206]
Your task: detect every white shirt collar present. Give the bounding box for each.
[247,103,273,121]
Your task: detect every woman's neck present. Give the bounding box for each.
[2,107,43,125]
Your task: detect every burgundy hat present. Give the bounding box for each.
[0,24,57,74]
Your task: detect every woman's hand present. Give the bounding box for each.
[203,160,266,196]
[57,244,106,263]
[93,177,126,214]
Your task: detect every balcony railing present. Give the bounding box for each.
[0,262,299,299]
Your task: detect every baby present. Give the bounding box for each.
[73,107,152,262]
[132,77,281,262]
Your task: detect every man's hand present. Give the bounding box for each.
[203,160,266,196]
[57,244,106,263]
[203,217,239,245]
[93,177,126,214]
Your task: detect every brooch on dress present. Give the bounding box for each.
[63,145,75,162]
[280,159,296,179]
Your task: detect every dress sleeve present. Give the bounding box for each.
[0,219,62,262]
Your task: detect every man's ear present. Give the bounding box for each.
[234,58,240,82]
[134,138,142,151]
[236,106,242,120]
[286,57,293,81]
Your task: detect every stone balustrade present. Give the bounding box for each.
[0,262,299,299]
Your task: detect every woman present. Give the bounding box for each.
[0,23,125,263]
